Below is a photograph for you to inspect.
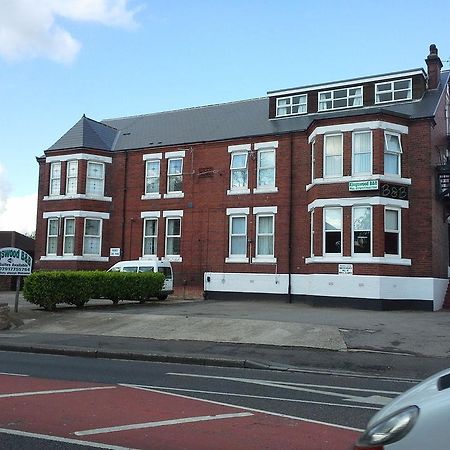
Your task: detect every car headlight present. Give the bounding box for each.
[356,405,419,448]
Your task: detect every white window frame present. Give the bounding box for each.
[276,94,307,116]
[165,217,181,259]
[49,162,61,196]
[46,218,59,255]
[63,217,75,256]
[311,140,316,183]
[167,158,183,194]
[310,209,315,257]
[228,214,248,262]
[65,160,78,195]
[384,132,402,176]
[323,133,343,178]
[86,161,105,197]
[255,214,275,259]
[352,206,372,256]
[385,207,401,257]
[257,148,276,189]
[318,86,363,111]
[145,160,160,195]
[82,218,102,256]
[143,218,158,258]
[323,207,343,256]
[352,131,373,176]
[375,78,412,104]
[230,152,249,191]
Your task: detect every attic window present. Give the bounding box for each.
[276,94,307,117]
[318,87,363,111]
[375,78,412,103]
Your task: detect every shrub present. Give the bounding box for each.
[23,271,165,310]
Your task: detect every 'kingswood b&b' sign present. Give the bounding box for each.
[0,247,32,276]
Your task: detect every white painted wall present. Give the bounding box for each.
[204,272,449,310]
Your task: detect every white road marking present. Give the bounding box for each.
[120,384,380,410]
[0,427,137,450]
[0,372,29,377]
[167,372,396,406]
[75,412,253,436]
[121,384,363,432]
[0,386,116,398]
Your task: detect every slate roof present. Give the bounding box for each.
[46,70,450,153]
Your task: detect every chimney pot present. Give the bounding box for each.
[426,43,443,89]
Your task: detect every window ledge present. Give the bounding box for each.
[225,257,249,263]
[227,188,250,196]
[252,257,277,264]
[139,256,158,260]
[164,192,184,199]
[43,194,112,202]
[253,187,278,194]
[141,193,161,200]
[40,255,109,262]
[305,256,411,266]
[306,175,412,191]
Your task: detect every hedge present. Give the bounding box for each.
[23,271,165,310]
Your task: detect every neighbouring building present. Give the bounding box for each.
[34,44,450,310]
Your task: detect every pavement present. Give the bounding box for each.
[1,290,450,379]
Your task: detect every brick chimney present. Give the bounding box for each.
[425,44,443,89]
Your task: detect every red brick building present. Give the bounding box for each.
[35,45,450,310]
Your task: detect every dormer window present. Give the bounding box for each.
[276,94,307,116]
[375,78,412,103]
[318,87,362,111]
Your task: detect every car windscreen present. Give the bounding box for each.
[158,267,172,279]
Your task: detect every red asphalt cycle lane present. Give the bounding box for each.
[0,374,360,449]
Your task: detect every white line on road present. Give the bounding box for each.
[122,384,363,432]
[121,384,381,411]
[0,386,116,399]
[167,372,397,405]
[0,427,138,450]
[75,412,253,436]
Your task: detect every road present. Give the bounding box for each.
[0,351,418,449]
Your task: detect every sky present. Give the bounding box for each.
[0,0,449,235]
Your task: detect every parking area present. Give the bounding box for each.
[0,373,359,449]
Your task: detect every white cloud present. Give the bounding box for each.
[0,193,37,235]
[0,0,140,63]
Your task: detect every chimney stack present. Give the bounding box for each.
[425,43,443,89]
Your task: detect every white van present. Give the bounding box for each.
[107,260,174,300]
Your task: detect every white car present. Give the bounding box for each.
[355,368,450,449]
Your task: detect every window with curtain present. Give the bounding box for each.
[86,162,105,196]
[353,131,372,175]
[63,218,75,255]
[167,158,183,193]
[257,149,275,188]
[46,218,59,255]
[83,218,102,255]
[324,208,342,254]
[324,134,343,177]
[229,215,247,256]
[256,215,274,257]
[353,206,371,254]
[230,152,248,189]
[66,160,78,195]
[384,132,402,176]
[318,87,362,111]
[49,162,61,196]
[166,217,181,256]
[145,160,160,194]
[385,208,400,255]
[143,218,158,256]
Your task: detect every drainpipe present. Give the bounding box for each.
[288,133,294,303]
[120,151,128,260]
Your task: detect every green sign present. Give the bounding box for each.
[348,180,379,192]
[0,247,32,276]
